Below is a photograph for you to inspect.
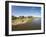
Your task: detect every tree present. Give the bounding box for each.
[12,16,17,20]
[28,16,33,18]
[19,16,24,19]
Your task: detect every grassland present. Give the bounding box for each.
[12,16,33,25]
[12,16,41,31]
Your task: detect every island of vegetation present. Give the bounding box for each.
[12,16,34,25]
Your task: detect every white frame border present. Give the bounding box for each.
[9,3,44,35]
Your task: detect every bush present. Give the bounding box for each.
[12,16,17,20]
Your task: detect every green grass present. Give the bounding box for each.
[12,17,33,25]
[27,18,33,23]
